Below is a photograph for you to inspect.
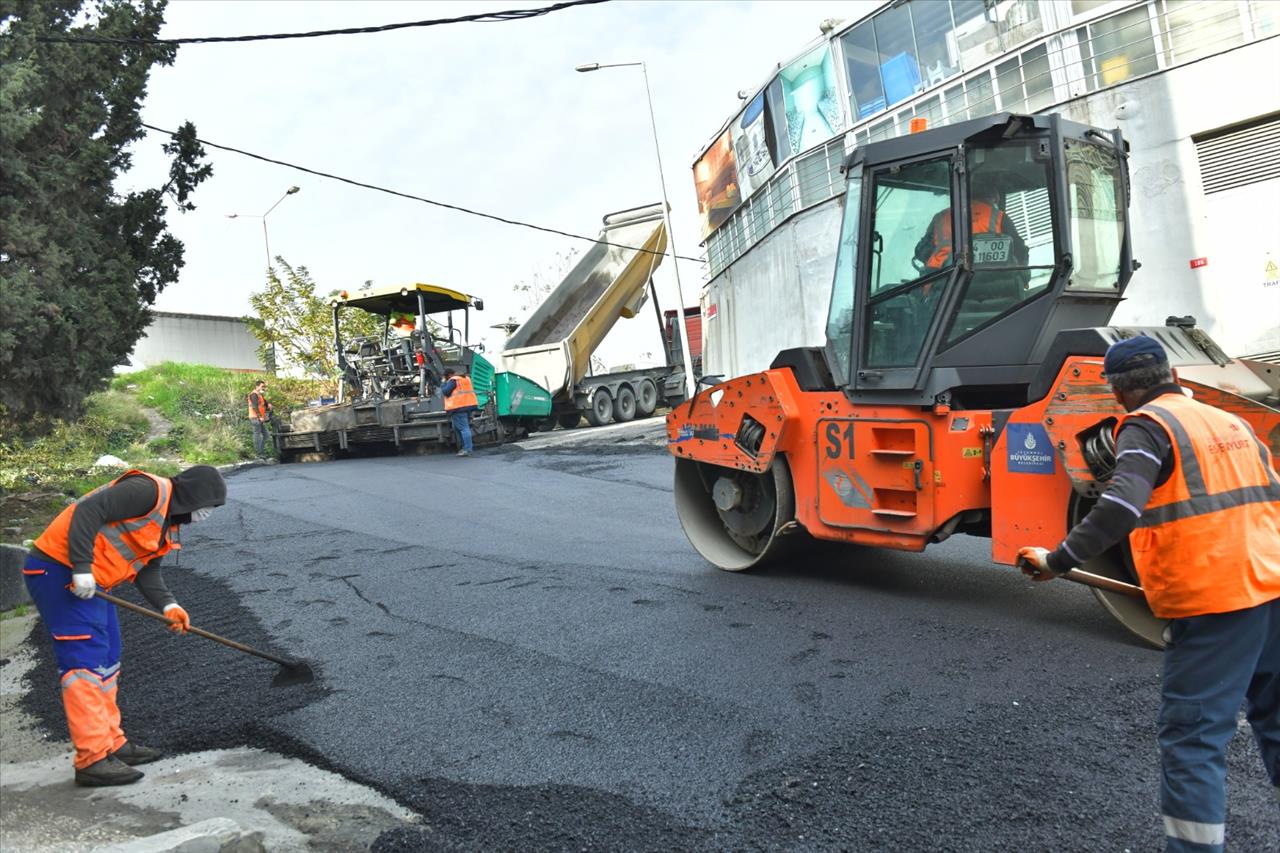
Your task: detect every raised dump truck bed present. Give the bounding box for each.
[501,204,695,428]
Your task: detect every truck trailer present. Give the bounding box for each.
[501,204,699,429]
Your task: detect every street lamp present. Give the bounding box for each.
[575,60,696,399]
[227,185,301,269]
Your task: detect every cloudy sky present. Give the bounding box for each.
[127,0,877,366]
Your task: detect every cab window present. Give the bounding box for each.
[1064,140,1125,291]
[825,175,862,382]
[864,157,952,368]
[943,141,1057,346]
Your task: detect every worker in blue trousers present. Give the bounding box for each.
[1019,336,1279,851]
[442,368,478,457]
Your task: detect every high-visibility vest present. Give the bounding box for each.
[925,201,1007,270]
[1116,392,1280,618]
[248,391,268,420]
[34,471,177,590]
[444,375,479,411]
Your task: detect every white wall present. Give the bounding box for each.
[703,39,1280,379]
[122,311,265,373]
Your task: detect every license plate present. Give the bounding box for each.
[973,236,1010,264]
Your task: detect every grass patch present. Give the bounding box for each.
[1,363,328,543]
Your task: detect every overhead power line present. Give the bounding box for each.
[32,0,608,45]
[141,123,704,264]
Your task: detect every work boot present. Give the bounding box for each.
[75,755,144,787]
[112,741,163,765]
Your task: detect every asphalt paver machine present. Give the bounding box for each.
[276,283,552,460]
[668,114,1280,647]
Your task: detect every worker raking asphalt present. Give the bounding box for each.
[17,442,1278,850]
[20,567,328,761]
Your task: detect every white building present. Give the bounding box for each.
[121,311,265,373]
[691,0,1280,378]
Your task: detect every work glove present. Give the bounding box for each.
[70,573,97,599]
[163,603,191,634]
[191,506,215,523]
[1017,546,1061,582]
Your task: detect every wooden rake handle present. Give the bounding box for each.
[96,590,302,669]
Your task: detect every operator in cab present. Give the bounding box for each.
[390,312,416,337]
[914,179,1027,272]
[442,368,479,457]
[1018,336,1280,852]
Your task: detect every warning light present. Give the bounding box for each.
[1189,258,1208,269]
[909,117,928,134]
[340,290,349,298]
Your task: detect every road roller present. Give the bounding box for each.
[667,113,1280,648]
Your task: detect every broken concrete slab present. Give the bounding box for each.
[2,611,420,852]
[95,817,257,853]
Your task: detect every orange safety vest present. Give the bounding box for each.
[1116,392,1280,618]
[248,391,268,420]
[925,201,1006,270]
[444,375,479,411]
[34,471,177,590]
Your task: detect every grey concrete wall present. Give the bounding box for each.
[701,39,1280,379]
[123,312,265,373]
[702,200,843,378]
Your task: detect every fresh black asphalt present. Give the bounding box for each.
[21,435,1278,850]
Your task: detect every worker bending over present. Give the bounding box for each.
[23,465,227,786]
[1019,336,1279,852]
[442,368,479,457]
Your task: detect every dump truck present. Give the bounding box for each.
[275,283,552,460]
[501,204,697,429]
[667,113,1280,648]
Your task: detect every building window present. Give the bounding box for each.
[842,22,887,121]
[874,2,922,107]
[911,0,960,87]
[1079,6,1159,89]
[952,0,1005,69]
[997,0,1045,50]
[1022,44,1054,112]
[967,71,996,118]
[1162,0,1244,65]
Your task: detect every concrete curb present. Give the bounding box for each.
[95,818,262,853]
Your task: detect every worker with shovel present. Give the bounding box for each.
[1018,336,1279,852]
[22,465,226,787]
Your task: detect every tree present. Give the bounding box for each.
[0,0,212,423]
[247,260,383,382]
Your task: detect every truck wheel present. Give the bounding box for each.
[636,379,658,417]
[613,386,636,422]
[557,413,581,429]
[586,389,613,427]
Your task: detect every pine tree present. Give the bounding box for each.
[0,0,212,424]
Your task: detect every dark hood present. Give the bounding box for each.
[168,465,227,516]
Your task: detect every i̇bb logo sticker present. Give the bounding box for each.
[1006,423,1056,475]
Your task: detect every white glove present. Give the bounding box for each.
[71,573,97,599]
[191,506,215,523]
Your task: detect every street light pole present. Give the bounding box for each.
[575,61,697,399]
[261,186,301,270]
[228,186,301,270]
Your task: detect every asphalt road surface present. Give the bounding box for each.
[22,434,1278,851]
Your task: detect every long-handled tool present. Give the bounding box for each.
[1016,557,1146,599]
[97,591,315,687]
